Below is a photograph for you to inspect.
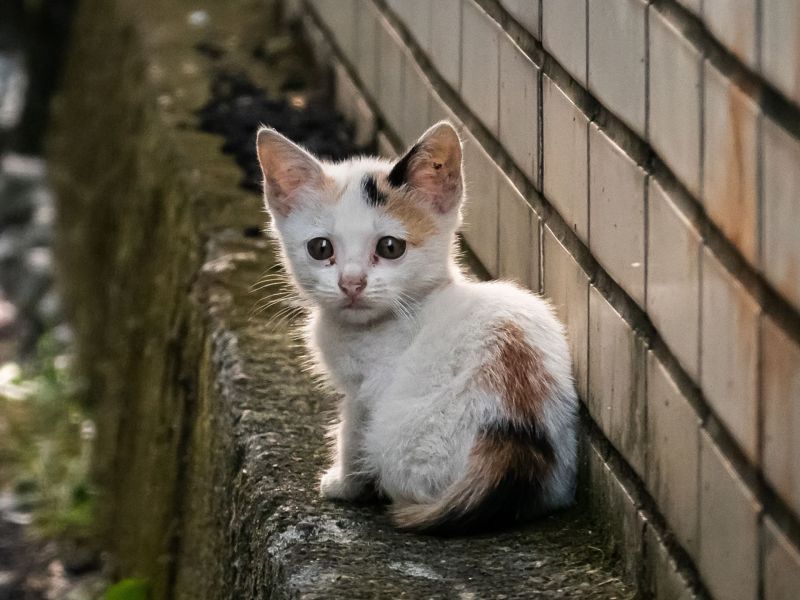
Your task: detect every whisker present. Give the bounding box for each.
[251,295,298,314]
[250,278,291,292]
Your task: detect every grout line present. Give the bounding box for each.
[585,118,592,266]
[537,59,544,195]
[756,303,766,599]
[693,399,702,594]
[644,1,651,141]
[458,0,464,95]
[537,0,543,40]
[697,242,704,386]
[641,289,650,525]
[756,110,765,277]
[755,0,763,71]
[698,44,706,205]
[584,0,589,87]
[758,511,766,600]
[537,62,545,294]
[537,218,543,294]
[495,11,502,279]
[756,307,765,476]
[643,176,649,326]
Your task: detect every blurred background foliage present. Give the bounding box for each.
[0,332,93,540]
[0,0,111,597]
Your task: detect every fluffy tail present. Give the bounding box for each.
[391,422,556,535]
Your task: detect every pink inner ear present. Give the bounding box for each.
[265,166,309,216]
[262,149,323,216]
[257,132,325,216]
[271,166,308,197]
[408,157,461,213]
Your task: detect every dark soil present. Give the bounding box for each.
[0,510,103,600]
[197,69,372,192]
[0,516,50,600]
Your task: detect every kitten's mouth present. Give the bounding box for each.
[342,298,368,310]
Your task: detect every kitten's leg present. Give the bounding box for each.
[320,395,372,501]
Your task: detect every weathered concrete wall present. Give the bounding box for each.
[49,0,273,595]
[49,0,639,598]
[301,1,800,598]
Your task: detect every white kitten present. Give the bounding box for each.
[255,122,578,533]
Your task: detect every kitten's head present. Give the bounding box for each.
[256,121,463,325]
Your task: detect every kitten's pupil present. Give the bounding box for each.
[376,236,406,260]
[307,237,334,260]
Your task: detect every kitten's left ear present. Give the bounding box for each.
[256,127,325,217]
[387,121,463,213]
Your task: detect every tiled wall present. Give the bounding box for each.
[299,0,800,597]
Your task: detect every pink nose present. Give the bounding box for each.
[338,275,367,298]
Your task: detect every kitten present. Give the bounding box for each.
[255,121,578,533]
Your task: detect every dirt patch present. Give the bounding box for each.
[197,63,372,192]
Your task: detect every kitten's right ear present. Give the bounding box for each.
[256,127,325,216]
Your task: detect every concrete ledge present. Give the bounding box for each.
[181,229,632,597]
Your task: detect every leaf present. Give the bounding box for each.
[104,578,150,600]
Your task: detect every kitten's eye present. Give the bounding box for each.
[376,236,406,260]
[307,237,334,260]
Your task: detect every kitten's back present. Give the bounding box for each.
[371,280,578,532]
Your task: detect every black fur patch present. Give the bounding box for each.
[416,421,556,536]
[362,174,387,206]
[387,143,421,187]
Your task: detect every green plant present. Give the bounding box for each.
[104,578,150,600]
[0,331,95,539]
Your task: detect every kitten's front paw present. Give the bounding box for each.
[319,467,365,501]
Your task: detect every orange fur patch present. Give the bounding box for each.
[391,425,555,531]
[482,321,554,425]
[374,176,437,246]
